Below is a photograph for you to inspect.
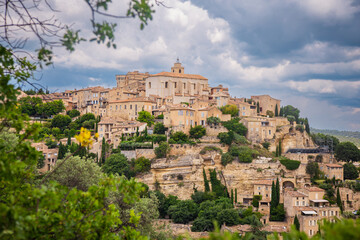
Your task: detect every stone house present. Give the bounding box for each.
[321,163,343,181]
[251,95,281,116]
[240,116,277,143]
[32,142,58,173]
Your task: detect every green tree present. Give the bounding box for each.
[67,109,80,118]
[209,169,228,198]
[294,215,300,230]
[100,137,106,163]
[222,118,247,136]
[271,181,278,209]
[48,155,104,191]
[231,189,234,204]
[58,142,67,159]
[304,117,310,134]
[306,161,321,179]
[170,131,189,143]
[220,104,239,117]
[262,141,271,150]
[153,122,167,134]
[235,189,238,203]
[252,195,262,208]
[281,105,300,123]
[102,153,131,178]
[167,200,198,224]
[189,125,206,139]
[133,156,151,174]
[51,114,72,130]
[344,163,359,180]
[218,131,235,145]
[203,168,210,192]
[207,116,221,126]
[154,142,170,158]
[137,110,155,126]
[266,110,274,118]
[336,188,343,213]
[275,104,279,117]
[335,142,360,162]
[67,135,71,145]
[257,102,260,113]
[221,152,234,166]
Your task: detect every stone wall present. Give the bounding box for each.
[205,125,228,136]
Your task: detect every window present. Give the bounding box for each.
[149,82,151,88]
[296,201,299,206]
[302,201,305,206]
[309,230,313,236]
[125,105,127,109]
[174,82,177,88]
[130,105,132,110]
[179,70,181,73]
[116,105,118,110]
[201,112,205,118]
[258,187,261,190]
[194,84,196,89]
[178,110,183,116]
[183,83,186,88]
[269,130,271,135]
[243,107,245,110]
[165,82,168,88]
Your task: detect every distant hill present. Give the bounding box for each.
[311,128,360,148]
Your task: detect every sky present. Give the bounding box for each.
[21,0,360,131]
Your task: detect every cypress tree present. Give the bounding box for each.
[58,142,66,159]
[279,107,283,116]
[278,139,282,156]
[276,178,280,207]
[136,127,139,137]
[275,145,279,157]
[231,189,234,204]
[101,137,106,163]
[235,188,238,203]
[203,168,210,192]
[294,215,300,230]
[257,102,260,113]
[244,98,246,102]
[271,181,277,208]
[95,122,98,133]
[144,126,148,137]
[67,135,71,146]
[275,104,279,117]
[121,133,125,141]
[337,188,343,213]
[305,118,310,134]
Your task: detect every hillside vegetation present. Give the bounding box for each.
[311,128,360,148]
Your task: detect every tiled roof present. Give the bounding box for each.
[108,97,155,103]
[150,71,207,80]
[306,187,325,192]
[286,191,307,197]
[254,180,273,185]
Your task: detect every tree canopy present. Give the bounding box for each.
[335,142,360,162]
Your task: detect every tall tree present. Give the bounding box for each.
[67,135,71,146]
[231,189,234,204]
[275,104,279,117]
[276,178,280,207]
[203,168,210,192]
[278,139,282,156]
[305,118,310,134]
[257,102,260,114]
[58,142,66,159]
[336,188,343,213]
[294,215,300,230]
[235,188,238,203]
[271,181,277,209]
[100,137,106,164]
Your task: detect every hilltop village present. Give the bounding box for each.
[21,60,360,238]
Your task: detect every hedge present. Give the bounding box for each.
[280,158,301,170]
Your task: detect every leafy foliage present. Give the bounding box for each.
[221,152,234,166]
[137,110,154,126]
[306,161,321,179]
[67,109,80,118]
[154,142,170,158]
[169,131,189,143]
[207,116,221,126]
[335,142,360,162]
[280,105,300,123]
[344,163,359,180]
[153,122,167,134]
[102,153,131,178]
[200,146,223,155]
[279,158,301,170]
[220,104,239,117]
[222,118,247,136]
[51,114,72,130]
[167,200,198,224]
[189,125,206,139]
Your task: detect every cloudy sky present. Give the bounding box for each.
[28,0,360,131]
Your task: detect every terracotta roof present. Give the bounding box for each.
[150,71,207,80]
[294,206,315,212]
[326,164,343,168]
[108,97,155,104]
[254,180,273,185]
[286,191,307,197]
[306,187,325,192]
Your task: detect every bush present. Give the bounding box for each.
[156,114,164,119]
[220,105,239,117]
[102,153,131,178]
[67,109,80,118]
[252,195,262,208]
[229,145,256,163]
[335,142,360,162]
[270,204,285,221]
[167,200,198,224]
[133,157,151,174]
[296,125,304,133]
[51,114,72,130]
[119,142,152,150]
[344,163,359,180]
[153,122,167,134]
[217,131,235,145]
[207,116,221,126]
[217,209,241,226]
[262,142,270,150]
[279,158,301,170]
[200,146,223,155]
[170,131,189,143]
[189,125,206,139]
[191,191,216,204]
[221,118,247,136]
[152,134,167,143]
[266,110,274,118]
[155,142,170,158]
[221,152,234,166]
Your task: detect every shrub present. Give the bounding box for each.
[220,105,239,117]
[191,191,216,204]
[200,146,223,155]
[133,157,151,174]
[315,155,323,162]
[229,145,256,163]
[153,122,166,134]
[189,125,206,139]
[221,118,247,136]
[67,109,80,118]
[262,142,270,150]
[296,125,304,133]
[266,110,274,118]
[156,114,164,119]
[221,152,234,166]
[252,195,262,208]
[170,131,189,143]
[207,116,221,126]
[217,131,235,145]
[216,209,241,226]
[167,200,198,224]
[279,158,301,170]
[154,142,170,158]
[152,134,166,143]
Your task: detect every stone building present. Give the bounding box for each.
[32,142,58,173]
[321,163,343,181]
[251,95,281,116]
[145,61,210,104]
[240,116,277,143]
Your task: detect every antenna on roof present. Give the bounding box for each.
[176,57,180,63]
